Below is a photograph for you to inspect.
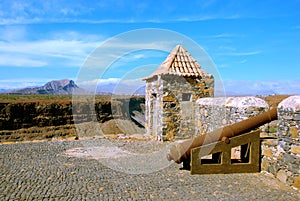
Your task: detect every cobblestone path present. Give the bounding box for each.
[1,139,299,200]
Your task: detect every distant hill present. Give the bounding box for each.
[0,89,9,93]
[10,79,87,95]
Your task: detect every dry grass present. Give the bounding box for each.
[261,95,291,108]
[0,124,77,142]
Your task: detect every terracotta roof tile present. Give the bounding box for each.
[143,45,212,80]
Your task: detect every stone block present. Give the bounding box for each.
[293,114,300,121]
[277,170,288,184]
[197,121,201,127]
[277,152,284,160]
[162,118,171,123]
[290,126,299,138]
[284,153,296,164]
[279,140,290,151]
[163,96,175,102]
[261,139,278,146]
[292,176,300,189]
[222,119,227,125]
[288,163,300,174]
[262,147,273,158]
[269,163,279,176]
[261,157,269,171]
[168,123,175,127]
[197,83,205,87]
[282,115,293,120]
[291,146,300,155]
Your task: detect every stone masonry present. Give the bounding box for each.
[261,96,300,189]
[195,95,300,189]
[195,96,269,135]
[144,45,214,141]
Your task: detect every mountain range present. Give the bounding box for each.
[8,79,87,95]
[2,79,147,95]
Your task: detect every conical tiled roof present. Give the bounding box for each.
[143,45,212,80]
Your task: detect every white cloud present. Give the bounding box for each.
[0,54,47,67]
[0,29,176,68]
[217,51,262,56]
[0,78,52,89]
[0,32,102,67]
[218,46,236,51]
[77,78,146,95]
[0,26,27,41]
[205,33,238,38]
[1,0,298,26]
[0,40,98,58]
[78,78,121,87]
[222,79,300,96]
[0,0,244,25]
[50,31,104,41]
[239,59,247,64]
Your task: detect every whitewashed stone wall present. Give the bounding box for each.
[145,76,163,140]
[195,96,269,135]
[261,96,300,189]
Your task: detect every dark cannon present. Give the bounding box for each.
[167,107,277,170]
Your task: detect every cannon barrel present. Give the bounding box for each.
[167,107,277,164]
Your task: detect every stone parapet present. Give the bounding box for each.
[261,95,300,189]
[195,96,269,135]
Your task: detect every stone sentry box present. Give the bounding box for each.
[143,45,214,141]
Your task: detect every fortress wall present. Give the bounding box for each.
[261,96,300,189]
[195,96,269,135]
[196,95,300,189]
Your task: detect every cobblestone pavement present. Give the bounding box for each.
[0,139,299,201]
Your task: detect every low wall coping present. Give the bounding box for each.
[196,96,268,108]
[278,95,300,111]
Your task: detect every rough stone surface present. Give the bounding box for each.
[277,170,288,184]
[261,139,278,146]
[261,95,300,189]
[278,96,300,144]
[262,147,274,158]
[291,146,300,155]
[0,139,299,200]
[145,74,214,141]
[195,96,268,135]
[293,176,300,189]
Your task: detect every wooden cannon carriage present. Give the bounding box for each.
[167,107,277,174]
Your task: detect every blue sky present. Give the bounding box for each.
[0,0,299,95]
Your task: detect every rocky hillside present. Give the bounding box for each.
[10,79,86,95]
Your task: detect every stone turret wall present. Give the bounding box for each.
[145,76,164,140]
[145,75,214,141]
[161,75,214,140]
